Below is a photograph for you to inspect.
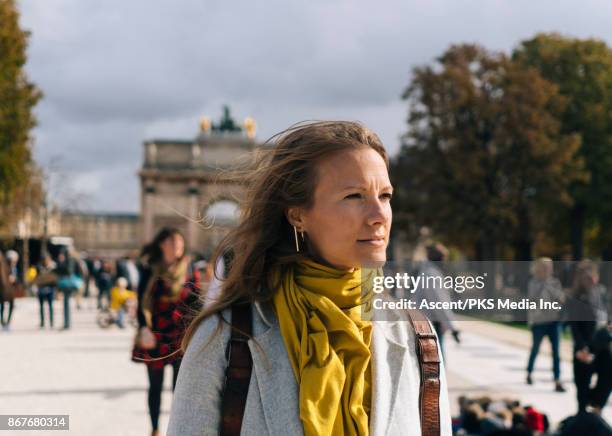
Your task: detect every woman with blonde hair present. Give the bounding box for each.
[525,257,565,392]
[167,121,451,435]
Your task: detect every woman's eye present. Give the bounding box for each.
[345,193,393,200]
[344,193,362,199]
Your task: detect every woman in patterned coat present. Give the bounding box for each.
[132,227,201,436]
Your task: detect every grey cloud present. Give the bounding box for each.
[17,0,612,212]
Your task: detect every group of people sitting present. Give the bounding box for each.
[454,395,611,435]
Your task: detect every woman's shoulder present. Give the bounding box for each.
[169,309,234,435]
[184,309,232,360]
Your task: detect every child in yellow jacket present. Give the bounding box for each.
[110,277,136,328]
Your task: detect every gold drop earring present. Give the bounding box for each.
[293,226,305,252]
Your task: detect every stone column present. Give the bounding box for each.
[142,183,156,244]
[187,182,200,252]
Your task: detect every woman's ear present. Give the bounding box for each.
[286,207,306,231]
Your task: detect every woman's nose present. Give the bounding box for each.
[366,198,390,226]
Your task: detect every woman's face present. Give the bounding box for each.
[534,262,552,279]
[579,269,599,289]
[161,234,185,265]
[289,147,392,271]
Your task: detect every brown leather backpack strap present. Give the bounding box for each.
[220,301,253,436]
[407,310,441,436]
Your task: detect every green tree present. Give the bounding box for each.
[394,44,584,260]
[513,33,612,260]
[0,0,41,229]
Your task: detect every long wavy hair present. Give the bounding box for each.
[181,120,389,350]
[140,227,185,266]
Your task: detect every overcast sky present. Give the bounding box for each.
[17,0,612,213]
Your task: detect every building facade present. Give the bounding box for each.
[139,107,260,257]
[58,212,140,258]
[9,108,260,260]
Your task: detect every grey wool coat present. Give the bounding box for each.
[167,300,452,436]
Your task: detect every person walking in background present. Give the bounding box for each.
[132,227,201,436]
[417,242,461,356]
[125,255,141,292]
[116,257,129,287]
[116,255,140,291]
[35,255,58,329]
[82,253,93,298]
[55,248,84,330]
[5,249,20,280]
[72,256,88,310]
[525,257,566,392]
[0,251,15,332]
[96,260,113,310]
[567,260,611,414]
[76,255,90,306]
[0,250,19,331]
[89,256,102,297]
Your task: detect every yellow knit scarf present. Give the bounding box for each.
[271,258,375,436]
